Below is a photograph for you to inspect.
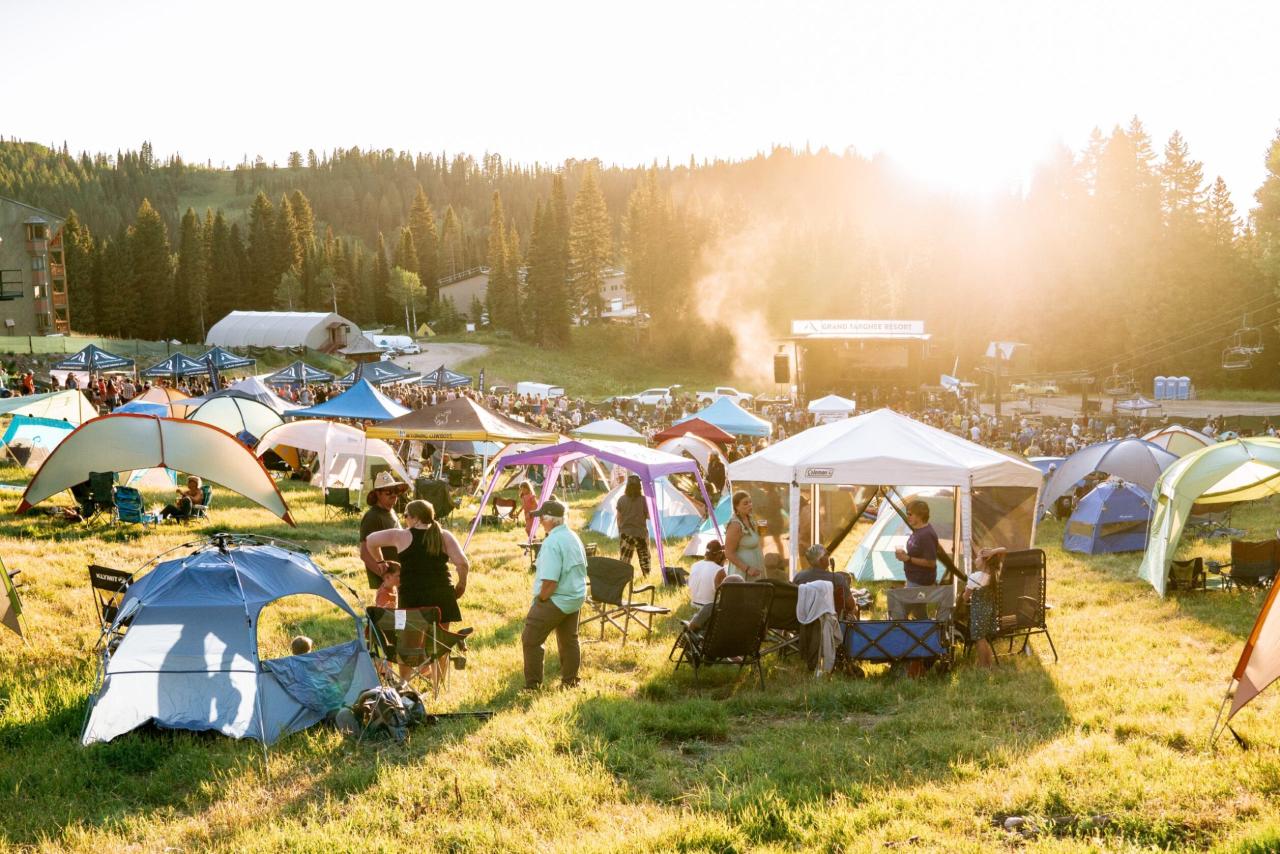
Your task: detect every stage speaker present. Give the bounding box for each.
[773,353,790,384]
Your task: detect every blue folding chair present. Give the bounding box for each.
[112,486,154,528]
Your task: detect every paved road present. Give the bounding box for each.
[394,342,490,375]
[982,394,1280,419]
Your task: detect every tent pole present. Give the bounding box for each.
[465,461,505,549]
[788,482,800,580]
[1209,681,1237,749]
[692,468,722,543]
[640,477,665,578]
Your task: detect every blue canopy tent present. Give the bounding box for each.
[264,360,336,386]
[289,379,411,422]
[141,352,206,379]
[337,362,421,386]
[420,365,472,389]
[1063,479,1153,555]
[674,397,772,438]
[198,346,256,373]
[82,539,379,746]
[52,344,135,373]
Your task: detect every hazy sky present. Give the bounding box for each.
[8,0,1279,209]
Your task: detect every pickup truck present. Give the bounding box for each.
[1009,380,1060,397]
[696,386,754,405]
[630,387,675,406]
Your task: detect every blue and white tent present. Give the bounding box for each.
[141,353,206,378]
[0,415,75,469]
[264,360,336,386]
[589,478,705,540]
[337,362,420,387]
[198,346,256,372]
[1063,479,1153,555]
[52,344,135,373]
[82,539,379,746]
[674,398,772,438]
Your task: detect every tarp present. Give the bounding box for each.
[1042,438,1178,507]
[367,396,555,442]
[1143,424,1215,457]
[847,488,955,582]
[82,541,378,745]
[256,420,409,490]
[263,360,336,386]
[141,353,206,378]
[588,478,706,539]
[17,415,294,525]
[572,418,646,444]
[1139,438,1280,596]
[674,398,773,438]
[189,397,285,443]
[419,365,472,389]
[198,346,256,372]
[0,389,97,425]
[337,362,420,386]
[1063,479,1152,555]
[651,417,736,446]
[52,344,134,373]
[289,380,411,423]
[1,415,74,469]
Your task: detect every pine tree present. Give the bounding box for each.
[408,185,441,309]
[246,191,276,310]
[129,198,173,340]
[440,205,463,278]
[289,190,316,250]
[206,211,238,324]
[275,194,303,282]
[173,208,209,340]
[506,225,524,339]
[544,176,572,344]
[97,230,134,338]
[62,210,96,332]
[569,164,612,319]
[1160,131,1204,226]
[485,192,517,332]
[372,232,393,324]
[1206,176,1238,245]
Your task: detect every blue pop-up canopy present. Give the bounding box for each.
[197,346,256,372]
[52,344,135,373]
[337,362,420,386]
[264,360,336,386]
[419,364,472,389]
[675,397,772,438]
[141,352,206,378]
[289,379,411,422]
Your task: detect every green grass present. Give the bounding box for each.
[4,466,1280,850]
[1194,388,1280,403]
[447,327,763,399]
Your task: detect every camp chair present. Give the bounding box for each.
[84,471,115,524]
[761,579,802,657]
[88,564,133,648]
[1168,557,1207,592]
[365,606,473,699]
[112,485,153,527]
[669,582,773,688]
[324,487,360,518]
[1210,540,1280,590]
[1,558,27,642]
[580,556,671,645]
[988,548,1057,662]
[189,484,214,521]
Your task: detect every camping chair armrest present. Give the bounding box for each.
[1206,560,1229,573]
[631,583,656,603]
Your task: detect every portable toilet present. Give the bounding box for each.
[1175,377,1191,400]
[1154,376,1168,400]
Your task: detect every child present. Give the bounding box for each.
[965,546,1006,668]
[375,561,401,609]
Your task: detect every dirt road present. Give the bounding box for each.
[393,342,490,375]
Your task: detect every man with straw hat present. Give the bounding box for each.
[360,471,410,589]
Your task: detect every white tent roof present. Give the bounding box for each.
[190,396,285,440]
[807,394,857,414]
[0,389,97,425]
[571,418,645,443]
[656,434,726,471]
[206,311,360,350]
[729,408,1042,488]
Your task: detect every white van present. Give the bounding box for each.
[516,381,565,399]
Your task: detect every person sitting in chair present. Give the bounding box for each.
[160,476,202,522]
[793,544,855,618]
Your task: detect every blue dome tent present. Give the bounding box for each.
[1063,479,1153,555]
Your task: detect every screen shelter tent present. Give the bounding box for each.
[366,396,557,443]
[1139,438,1280,596]
[674,398,772,438]
[289,379,411,423]
[0,389,97,425]
[466,439,722,573]
[141,353,207,379]
[264,360,336,387]
[1143,424,1215,457]
[419,365,472,389]
[256,420,409,490]
[82,538,379,746]
[651,417,736,446]
[728,409,1043,576]
[571,418,646,444]
[198,346,256,373]
[1062,479,1153,555]
[16,414,295,525]
[52,344,135,374]
[1042,438,1179,508]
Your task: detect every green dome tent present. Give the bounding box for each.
[1138,437,1280,597]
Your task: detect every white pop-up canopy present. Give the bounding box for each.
[728,408,1043,573]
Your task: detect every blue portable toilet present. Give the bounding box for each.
[1175,377,1191,400]
[1154,376,1168,400]
[1063,479,1153,555]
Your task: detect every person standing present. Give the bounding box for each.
[723,490,765,580]
[894,500,940,588]
[521,499,588,690]
[616,475,652,577]
[360,471,409,590]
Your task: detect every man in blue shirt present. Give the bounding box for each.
[521,498,588,689]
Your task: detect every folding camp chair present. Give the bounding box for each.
[761,579,802,657]
[83,471,116,524]
[88,564,133,649]
[670,582,773,688]
[1,557,27,643]
[365,606,473,699]
[580,556,671,645]
[112,486,154,527]
[189,484,214,521]
[988,548,1057,662]
[1168,557,1207,592]
[1210,540,1280,590]
[324,487,360,518]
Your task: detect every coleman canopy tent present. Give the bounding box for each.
[264,360,336,386]
[82,539,378,746]
[674,398,772,438]
[1062,479,1152,555]
[198,346,256,372]
[571,418,646,444]
[289,379,411,422]
[1042,438,1178,508]
[419,365,472,389]
[52,344,134,373]
[0,389,97,425]
[141,352,206,379]
[256,420,409,490]
[847,488,955,582]
[16,415,295,525]
[651,417,735,446]
[1139,438,1280,596]
[729,409,1043,574]
[1143,424,1215,457]
[367,396,556,443]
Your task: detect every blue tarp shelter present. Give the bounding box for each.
[675,397,772,438]
[264,360,336,386]
[289,379,411,422]
[1063,479,1152,554]
[141,352,206,378]
[52,344,135,373]
[420,365,472,389]
[82,540,379,745]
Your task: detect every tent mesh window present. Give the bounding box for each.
[1098,520,1147,538]
[1066,521,1095,540]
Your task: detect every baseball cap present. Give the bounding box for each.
[531,498,567,518]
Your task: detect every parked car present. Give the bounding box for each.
[399,343,422,355]
[516,381,565,399]
[696,386,754,405]
[1009,380,1060,396]
[379,349,400,361]
[631,387,675,406]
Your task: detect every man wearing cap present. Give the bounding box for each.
[521,498,588,690]
[360,471,409,590]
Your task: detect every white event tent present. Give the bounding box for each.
[807,394,857,423]
[728,408,1043,573]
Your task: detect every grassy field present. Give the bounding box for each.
[1194,388,1280,404]
[3,468,1280,851]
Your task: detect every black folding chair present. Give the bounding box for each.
[365,606,473,699]
[580,556,670,644]
[88,564,133,649]
[1211,540,1280,590]
[761,579,801,657]
[324,487,360,518]
[670,582,773,688]
[1168,557,1207,592]
[990,549,1058,662]
[84,471,116,524]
